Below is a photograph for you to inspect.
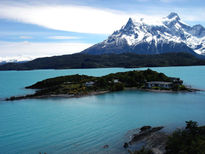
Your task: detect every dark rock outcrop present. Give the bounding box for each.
[124,126,168,154]
[129,126,164,144]
[103,145,109,149]
[140,126,152,132]
[123,142,129,148]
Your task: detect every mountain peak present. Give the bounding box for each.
[167,12,180,20]
[82,12,205,55]
[123,17,135,31]
[125,18,134,26]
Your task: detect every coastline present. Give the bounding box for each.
[46,90,110,99]
[126,87,202,93]
[5,90,110,101]
[5,87,202,101]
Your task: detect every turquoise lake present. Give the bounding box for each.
[0,66,205,154]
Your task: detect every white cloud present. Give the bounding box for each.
[19,36,33,39]
[0,4,164,35]
[48,36,81,39]
[0,56,33,63]
[159,0,186,3]
[0,41,92,62]
[0,2,204,36]
[0,3,203,35]
[0,4,131,34]
[182,13,205,22]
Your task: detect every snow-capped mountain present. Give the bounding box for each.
[0,56,32,65]
[82,12,205,55]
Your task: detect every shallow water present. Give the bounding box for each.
[0,66,205,154]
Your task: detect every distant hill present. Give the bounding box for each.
[82,12,205,55]
[0,52,205,70]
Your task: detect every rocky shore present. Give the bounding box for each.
[123,126,169,154]
[5,90,109,101]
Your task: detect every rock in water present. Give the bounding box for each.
[103,145,109,149]
[123,142,129,148]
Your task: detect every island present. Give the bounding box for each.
[6,69,197,101]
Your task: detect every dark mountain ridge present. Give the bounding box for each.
[0,52,205,70]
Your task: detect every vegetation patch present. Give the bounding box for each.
[166,121,205,154]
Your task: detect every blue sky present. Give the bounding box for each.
[0,0,204,61]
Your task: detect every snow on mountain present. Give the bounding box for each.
[0,56,33,64]
[82,12,205,55]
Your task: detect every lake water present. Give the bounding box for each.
[0,66,205,154]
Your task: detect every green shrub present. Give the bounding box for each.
[166,121,205,154]
[152,86,160,90]
[110,83,124,91]
[178,85,187,90]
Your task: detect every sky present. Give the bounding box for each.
[0,0,205,62]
